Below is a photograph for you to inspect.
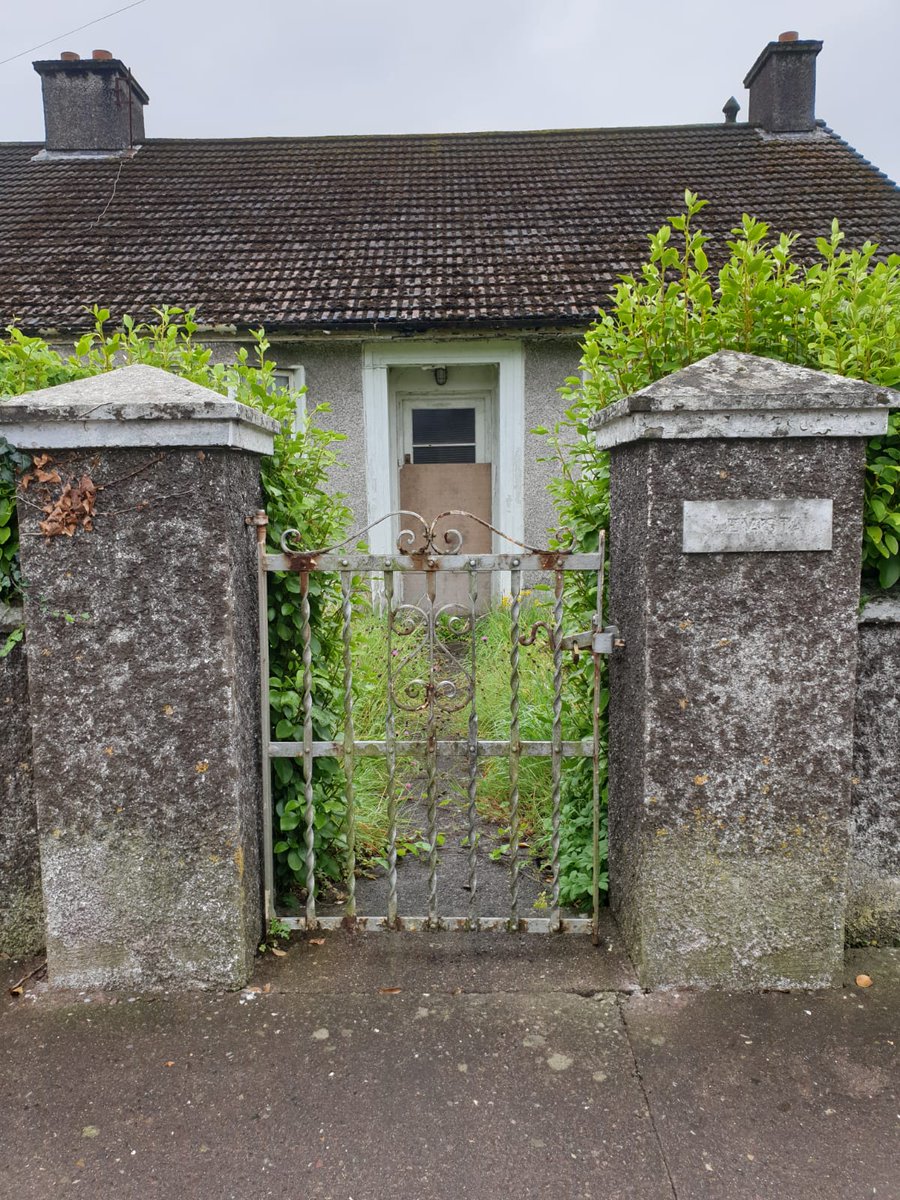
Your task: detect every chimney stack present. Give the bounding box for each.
[32,52,149,153]
[743,33,822,132]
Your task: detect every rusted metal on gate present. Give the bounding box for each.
[257,508,617,937]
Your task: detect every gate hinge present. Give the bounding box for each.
[561,624,624,657]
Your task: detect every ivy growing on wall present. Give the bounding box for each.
[0,308,352,894]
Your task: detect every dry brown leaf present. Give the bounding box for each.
[855,973,873,988]
[164,1060,175,1067]
[378,987,402,994]
[309,937,325,946]
[270,948,287,957]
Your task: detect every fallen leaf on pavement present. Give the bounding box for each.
[855,973,873,988]
[378,987,401,994]
[271,948,287,957]
[309,938,325,946]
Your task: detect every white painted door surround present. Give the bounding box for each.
[362,340,525,559]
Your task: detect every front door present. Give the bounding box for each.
[398,397,492,610]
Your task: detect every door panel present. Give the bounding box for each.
[398,462,492,611]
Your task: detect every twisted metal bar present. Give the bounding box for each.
[592,548,606,947]
[300,570,317,928]
[425,571,439,928]
[384,571,399,928]
[340,571,356,917]
[508,566,522,929]
[549,570,565,934]
[466,566,479,928]
[253,512,276,922]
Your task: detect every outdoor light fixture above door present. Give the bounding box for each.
[433,366,448,386]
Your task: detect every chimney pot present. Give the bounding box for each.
[32,56,149,153]
[60,51,80,62]
[743,36,822,132]
[778,31,799,42]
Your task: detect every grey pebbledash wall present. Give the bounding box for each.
[594,351,895,989]
[0,605,42,957]
[848,592,900,946]
[1,365,277,990]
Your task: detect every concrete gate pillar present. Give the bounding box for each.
[1,366,277,990]
[593,351,894,989]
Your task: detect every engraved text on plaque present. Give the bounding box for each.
[682,499,833,553]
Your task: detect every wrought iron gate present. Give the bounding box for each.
[255,509,616,941]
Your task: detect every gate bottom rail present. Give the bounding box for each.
[279,915,601,933]
[269,738,595,759]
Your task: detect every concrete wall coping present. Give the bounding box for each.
[0,364,279,455]
[859,594,900,625]
[592,351,895,449]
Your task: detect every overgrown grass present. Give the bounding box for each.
[341,588,608,908]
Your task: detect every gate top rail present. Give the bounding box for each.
[272,508,602,573]
[265,550,604,573]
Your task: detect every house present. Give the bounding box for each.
[1,34,898,562]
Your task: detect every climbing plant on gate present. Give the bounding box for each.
[0,308,352,894]
[536,193,900,907]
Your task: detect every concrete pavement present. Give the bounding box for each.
[1,930,897,1199]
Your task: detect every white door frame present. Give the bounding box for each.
[362,340,525,559]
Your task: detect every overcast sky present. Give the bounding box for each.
[1,0,897,185]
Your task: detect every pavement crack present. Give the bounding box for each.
[617,994,679,1200]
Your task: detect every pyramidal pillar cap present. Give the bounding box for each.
[591,351,895,449]
[0,364,278,454]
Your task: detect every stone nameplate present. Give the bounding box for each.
[682,499,833,554]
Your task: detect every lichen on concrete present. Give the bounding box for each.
[15,438,266,990]
[606,428,867,989]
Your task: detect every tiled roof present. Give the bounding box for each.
[0,123,898,333]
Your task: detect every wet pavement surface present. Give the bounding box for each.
[1,940,897,1199]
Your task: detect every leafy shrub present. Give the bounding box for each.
[537,194,900,906]
[546,192,900,590]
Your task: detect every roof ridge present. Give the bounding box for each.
[113,122,755,145]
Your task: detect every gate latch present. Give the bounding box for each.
[561,622,624,659]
